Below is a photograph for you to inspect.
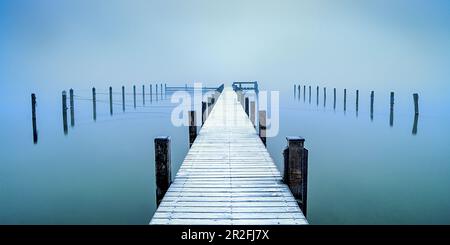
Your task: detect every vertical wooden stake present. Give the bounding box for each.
[308,86,311,104]
[156,84,158,101]
[122,86,125,112]
[69,89,75,127]
[160,83,163,97]
[413,93,419,115]
[316,86,319,106]
[189,111,197,148]
[31,94,38,144]
[333,88,336,110]
[259,110,267,146]
[62,91,68,135]
[323,87,326,107]
[294,84,296,97]
[390,92,394,127]
[109,86,113,115]
[154,136,171,207]
[143,85,145,105]
[150,84,153,103]
[370,91,374,121]
[250,101,256,127]
[356,89,359,115]
[303,85,306,102]
[283,136,308,216]
[344,89,347,112]
[133,85,136,108]
[245,97,249,116]
[297,85,300,100]
[92,87,96,121]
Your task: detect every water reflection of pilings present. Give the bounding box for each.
[62,91,68,135]
[31,93,38,144]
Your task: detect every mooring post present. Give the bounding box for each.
[189,111,197,148]
[92,87,96,121]
[122,86,125,112]
[303,85,306,102]
[333,88,336,110]
[323,87,326,107]
[133,85,136,108]
[344,89,347,112]
[154,136,171,207]
[390,92,394,127]
[283,137,308,216]
[31,94,37,144]
[250,101,256,127]
[245,97,249,116]
[69,89,75,127]
[150,84,153,103]
[143,85,145,105]
[370,91,374,121]
[298,85,301,99]
[316,86,319,106]
[413,93,419,115]
[62,91,68,135]
[308,86,311,104]
[156,84,158,101]
[356,89,359,114]
[201,101,206,126]
[259,110,267,146]
[109,87,113,115]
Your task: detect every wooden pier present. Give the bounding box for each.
[150,87,308,225]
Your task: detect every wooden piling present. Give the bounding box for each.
[150,84,153,102]
[390,92,394,127]
[92,87,96,121]
[412,114,418,135]
[189,111,197,148]
[122,86,125,112]
[154,136,171,207]
[344,89,347,112]
[31,94,37,144]
[245,97,249,116]
[316,86,319,106]
[143,85,145,105]
[333,88,336,110]
[133,85,136,108]
[370,91,374,121]
[283,137,308,216]
[62,91,68,135]
[250,101,256,127]
[303,85,306,102]
[259,110,266,146]
[109,86,113,115]
[323,87,326,107]
[160,83,163,97]
[356,89,359,114]
[308,86,311,104]
[298,85,300,99]
[413,93,419,115]
[69,89,75,127]
[156,84,158,101]
[294,84,296,97]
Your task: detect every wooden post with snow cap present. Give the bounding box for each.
[259,110,266,146]
[189,110,197,148]
[155,136,171,207]
[283,136,308,216]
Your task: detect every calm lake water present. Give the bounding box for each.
[1,83,449,224]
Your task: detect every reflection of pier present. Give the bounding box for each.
[150,86,308,225]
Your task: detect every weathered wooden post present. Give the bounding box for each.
[370,91,374,121]
[109,86,113,115]
[150,84,153,103]
[122,86,125,112]
[308,86,311,104]
[92,87,96,121]
[250,101,256,127]
[316,86,319,106]
[303,85,306,102]
[69,89,75,127]
[154,136,171,207]
[294,84,296,97]
[283,137,308,216]
[298,85,300,99]
[413,93,419,115]
[356,89,359,114]
[344,89,347,112]
[323,87,326,107]
[201,101,206,126]
[62,91,68,135]
[390,92,394,127]
[142,85,145,105]
[133,85,136,108]
[333,88,336,110]
[31,93,38,144]
[245,97,249,116]
[189,111,197,148]
[156,84,158,101]
[259,110,266,146]
[412,114,419,135]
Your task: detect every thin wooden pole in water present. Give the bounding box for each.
[356,89,359,115]
[413,93,419,115]
[390,92,394,127]
[109,86,113,115]
[31,93,38,144]
[297,84,300,100]
[284,136,308,217]
[333,88,336,110]
[323,87,326,107]
[160,83,163,98]
[308,86,311,104]
[316,86,319,106]
[142,85,145,105]
[189,111,197,148]
[370,91,374,121]
[92,87,96,121]
[69,89,75,127]
[122,86,125,112]
[150,84,153,103]
[133,85,136,108]
[303,85,306,102]
[294,84,296,97]
[156,84,158,101]
[62,91,68,135]
[245,97,249,116]
[250,101,256,127]
[344,89,347,112]
[154,136,171,207]
[259,110,267,147]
